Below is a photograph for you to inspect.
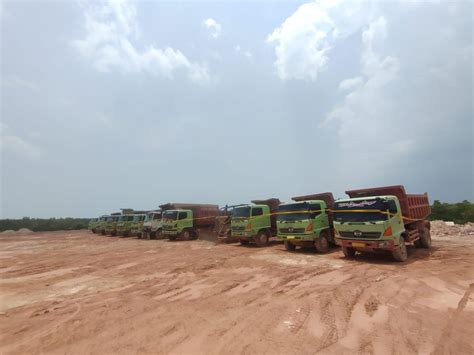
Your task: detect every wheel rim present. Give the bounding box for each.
[401,243,407,259]
[260,234,267,244]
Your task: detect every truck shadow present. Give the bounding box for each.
[339,245,441,265]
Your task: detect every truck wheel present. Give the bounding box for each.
[342,246,356,258]
[239,239,249,246]
[315,232,330,253]
[182,230,192,241]
[419,227,431,248]
[284,241,296,251]
[392,239,408,262]
[254,231,269,247]
[156,230,163,240]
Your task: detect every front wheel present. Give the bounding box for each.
[284,240,296,251]
[254,231,269,247]
[342,246,356,258]
[182,230,192,241]
[392,239,408,262]
[315,232,330,253]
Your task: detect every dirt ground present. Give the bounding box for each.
[1,227,473,354]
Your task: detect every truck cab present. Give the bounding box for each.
[277,200,334,253]
[97,215,110,235]
[162,209,195,240]
[130,214,146,237]
[333,187,431,262]
[231,203,274,247]
[117,214,134,237]
[104,215,120,236]
[88,217,100,233]
[141,211,162,239]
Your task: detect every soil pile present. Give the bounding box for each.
[431,220,474,237]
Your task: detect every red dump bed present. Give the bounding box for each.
[345,185,430,222]
[159,203,219,227]
[292,192,335,209]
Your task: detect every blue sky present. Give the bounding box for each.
[1,0,472,218]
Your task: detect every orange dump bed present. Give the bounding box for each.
[345,185,430,222]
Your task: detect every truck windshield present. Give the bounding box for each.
[163,211,178,220]
[232,206,251,218]
[334,199,388,222]
[277,202,319,222]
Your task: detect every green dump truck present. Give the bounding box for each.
[231,198,281,247]
[88,217,101,233]
[130,214,147,237]
[277,193,335,253]
[104,213,121,236]
[333,185,431,262]
[97,215,111,235]
[117,214,134,236]
[161,203,219,241]
[140,210,163,239]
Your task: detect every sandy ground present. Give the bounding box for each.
[0,229,473,354]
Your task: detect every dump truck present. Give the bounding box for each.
[97,215,111,235]
[88,217,101,233]
[231,198,281,247]
[104,213,121,236]
[277,193,335,253]
[140,210,163,239]
[333,185,431,262]
[116,214,134,236]
[130,214,147,237]
[161,203,219,241]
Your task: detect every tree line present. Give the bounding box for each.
[0,200,473,232]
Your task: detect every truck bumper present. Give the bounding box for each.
[278,235,314,242]
[336,238,395,251]
[232,231,252,238]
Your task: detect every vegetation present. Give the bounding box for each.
[429,200,474,224]
[0,217,90,232]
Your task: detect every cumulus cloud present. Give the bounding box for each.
[72,0,210,85]
[267,0,372,81]
[0,124,41,160]
[338,76,364,91]
[203,18,222,38]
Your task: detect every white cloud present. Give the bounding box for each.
[3,75,39,92]
[203,18,222,38]
[1,124,41,160]
[267,0,372,81]
[338,76,364,91]
[72,0,210,85]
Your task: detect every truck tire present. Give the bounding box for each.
[284,240,296,251]
[392,239,408,262]
[315,231,330,253]
[239,239,250,246]
[182,229,192,241]
[342,246,356,258]
[254,231,269,247]
[156,229,163,240]
[419,227,431,248]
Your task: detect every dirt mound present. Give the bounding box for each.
[0,228,34,236]
[431,220,474,237]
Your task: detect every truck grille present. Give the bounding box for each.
[279,228,305,234]
[339,231,382,239]
[231,226,245,231]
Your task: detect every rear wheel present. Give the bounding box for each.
[182,229,192,241]
[392,238,408,262]
[419,227,431,248]
[254,231,269,247]
[315,232,330,253]
[342,246,356,258]
[284,240,296,251]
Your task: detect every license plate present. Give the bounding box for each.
[286,236,295,240]
[352,242,366,247]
